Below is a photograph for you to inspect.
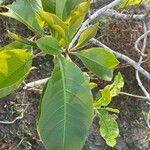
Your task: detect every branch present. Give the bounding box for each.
[69,0,122,49]
[135,22,150,101]
[135,29,150,56]
[90,38,150,80]
[23,78,49,90]
[102,9,150,21]
[119,92,148,100]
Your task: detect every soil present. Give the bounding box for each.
[0,1,150,150]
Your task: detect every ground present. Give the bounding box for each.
[0,1,150,150]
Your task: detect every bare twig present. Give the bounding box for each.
[135,23,150,100]
[119,92,148,100]
[135,29,150,56]
[99,9,150,21]
[69,0,122,49]
[23,78,49,90]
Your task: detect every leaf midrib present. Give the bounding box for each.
[58,58,67,149]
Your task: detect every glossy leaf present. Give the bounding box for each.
[75,48,119,81]
[75,23,99,49]
[98,110,119,147]
[0,0,43,36]
[36,36,62,55]
[37,56,93,150]
[0,49,32,98]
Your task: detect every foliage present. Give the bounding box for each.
[94,73,124,147]
[0,0,124,149]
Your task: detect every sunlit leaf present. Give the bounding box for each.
[65,1,90,40]
[0,49,32,98]
[75,48,119,81]
[74,23,99,49]
[119,0,142,8]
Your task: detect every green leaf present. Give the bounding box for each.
[41,0,56,13]
[75,23,99,49]
[98,110,119,147]
[75,48,119,81]
[0,41,32,52]
[38,11,68,44]
[119,0,142,8]
[0,84,17,99]
[98,107,120,113]
[0,0,43,36]
[40,0,87,20]
[56,0,67,19]
[65,1,90,39]
[8,31,36,47]
[0,49,32,98]
[37,55,93,150]
[36,36,62,55]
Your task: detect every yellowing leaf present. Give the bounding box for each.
[98,110,119,147]
[119,0,142,8]
[95,72,124,107]
[0,49,32,98]
[74,23,99,49]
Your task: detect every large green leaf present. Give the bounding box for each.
[0,0,43,36]
[98,110,119,147]
[74,23,99,49]
[37,56,93,150]
[75,48,119,81]
[36,36,62,55]
[0,49,32,98]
